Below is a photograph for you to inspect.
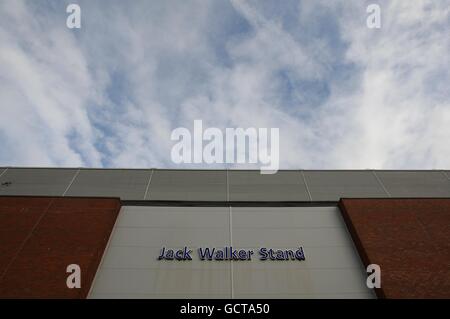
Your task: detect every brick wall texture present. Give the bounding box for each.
[339,198,450,298]
[0,196,121,298]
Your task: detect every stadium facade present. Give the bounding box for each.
[0,168,449,299]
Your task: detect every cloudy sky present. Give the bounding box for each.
[0,0,449,169]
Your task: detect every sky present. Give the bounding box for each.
[0,0,449,169]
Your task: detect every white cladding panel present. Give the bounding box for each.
[89,206,375,299]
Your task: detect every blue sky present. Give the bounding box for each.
[0,0,449,169]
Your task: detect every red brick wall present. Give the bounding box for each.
[0,196,121,298]
[2,196,449,298]
[339,198,450,299]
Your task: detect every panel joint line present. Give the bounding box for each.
[300,170,313,201]
[372,170,391,197]
[226,169,230,202]
[62,168,80,197]
[143,169,155,200]
[0,167,9,179]
[229,206,234,299]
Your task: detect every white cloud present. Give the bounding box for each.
[326,0,450,168]
[0,0,101,166]
[0,0,448,169]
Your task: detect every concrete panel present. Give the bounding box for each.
[109,206,229,247]
[232,206,372,298]
[233,268,370,296]
[116,206,228,228]
[90,268,231,297]
[110,227,229,247]
[229,170,310,201]
[304,171,387,201]
[444,171,450,180]
[376,171,450,197]
[0,168,77,196]
[90,206,372,299]
[100,245,230,270]
[228,246,365,270]
[232,207,344,228]
[65,169,151,200]
[147,170,226,201]
[90,206,231,298]
[232,228,352,247]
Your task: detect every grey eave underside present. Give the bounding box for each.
[1,168,450,201]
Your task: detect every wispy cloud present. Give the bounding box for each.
[0,0,448,169]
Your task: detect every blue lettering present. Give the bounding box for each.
[259,248,268,260]
[157,247,166,260]
[268,249,276,260]
[295,247,305,260]
[198,247,215,260]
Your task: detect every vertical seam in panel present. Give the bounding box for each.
[143,169,154,200]
[300,170,313,201]
[226,169,230,202]
[372,171,391,197]
[229,205,234,299]
[62,168,80,196]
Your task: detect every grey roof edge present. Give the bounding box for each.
[1,167,450,172]
[0,167,154,170]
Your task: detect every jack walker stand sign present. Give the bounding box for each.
[158,246,306,261]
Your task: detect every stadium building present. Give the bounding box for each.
[0,168,449,299]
